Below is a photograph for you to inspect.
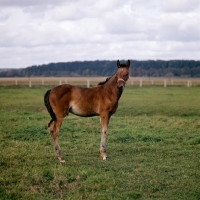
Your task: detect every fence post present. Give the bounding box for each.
[140,79,142,87]
[187,80,190,87]
[151,80,154,85]
[15,79,18,86]
[164,79,167,87]
[59,80,62,85]
[29,80,32,88]
[42,79,44,86]
[65,79,68,84]
[87,79,90,88]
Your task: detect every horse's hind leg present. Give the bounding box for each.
[49,118,65,163]
[46,119,54,131]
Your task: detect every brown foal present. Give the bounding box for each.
[44,60,130,162]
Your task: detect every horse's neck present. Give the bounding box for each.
[106,75,122,98]
[106,74,116,86]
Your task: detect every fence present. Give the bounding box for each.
[0,77,200,87]
[128,78,200,87]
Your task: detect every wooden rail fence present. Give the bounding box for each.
[0,77,200,87]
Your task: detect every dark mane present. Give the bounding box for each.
[98,77,112,85]
[118,64,127,68]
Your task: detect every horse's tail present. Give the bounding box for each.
[44,89,56,121]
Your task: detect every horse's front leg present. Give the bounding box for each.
[99,114,110,160]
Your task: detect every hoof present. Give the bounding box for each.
[103,156,108,161]
[100,151,107,161]
[60,159,66,163]
[58,157,65,163]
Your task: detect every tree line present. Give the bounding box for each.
[1,60,200,77]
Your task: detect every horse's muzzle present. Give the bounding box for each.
[117,85,124,93]
[117,78,126,93]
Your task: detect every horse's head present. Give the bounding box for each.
[116,60,130,93]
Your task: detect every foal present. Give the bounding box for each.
[44,60,130,162]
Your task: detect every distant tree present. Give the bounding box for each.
[0,60,200,77]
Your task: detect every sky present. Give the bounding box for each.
[0,0,200,69]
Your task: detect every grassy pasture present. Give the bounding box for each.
[0,86,200,199]
[0,77,200,87]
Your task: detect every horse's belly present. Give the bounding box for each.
[69,105,98,117]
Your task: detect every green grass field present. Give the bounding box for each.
[0,86,200,199]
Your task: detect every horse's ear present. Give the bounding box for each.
[117,60,120,68]
[126,60,130,68]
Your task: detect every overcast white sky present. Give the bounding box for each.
[0,0,200,68]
